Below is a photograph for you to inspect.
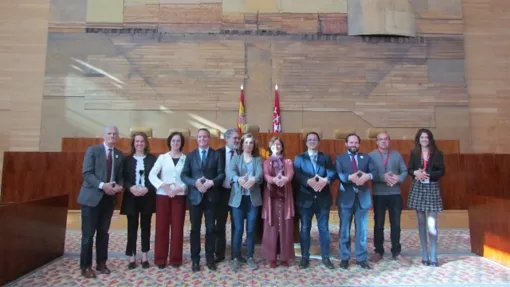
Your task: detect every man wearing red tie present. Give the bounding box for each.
[335,133,375,270]
[77,125,125,278]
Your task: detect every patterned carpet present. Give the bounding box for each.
[6,224,510,287]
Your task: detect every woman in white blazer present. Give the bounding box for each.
[149,132,187,269]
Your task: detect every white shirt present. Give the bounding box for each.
[223,146,235,189]
[99,142,115,189]
[133,155,146,187]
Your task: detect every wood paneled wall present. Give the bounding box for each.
[3,134,462,210]
[463,0,510,153]
[0,0,51,192]
[0,195,68,285]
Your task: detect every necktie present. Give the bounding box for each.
[106,148,113,182]
[201,150,206,168]
[229,149,235,161]
[350,154,358,172]
[311,154,318,173]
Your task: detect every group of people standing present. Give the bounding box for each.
[77,125,445,279]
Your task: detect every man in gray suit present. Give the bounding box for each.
[336,133,375,270]
[77,125,124,278]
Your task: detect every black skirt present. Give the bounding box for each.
[407,180,443,212]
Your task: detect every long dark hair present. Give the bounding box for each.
[129,132,150,155]
[412,128,437,155]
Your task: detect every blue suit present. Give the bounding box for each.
[336,152,375,262]
[294,151,336,259]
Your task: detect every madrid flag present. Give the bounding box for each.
[273,85,281,133]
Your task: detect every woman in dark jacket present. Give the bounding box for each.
[120,132,157,269]
[407,128,445,267]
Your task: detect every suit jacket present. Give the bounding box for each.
[229,154,264,208]
[294,151,337,209]
[336,152,375,209]
[407,150,445,182]
[77,143,125,207]
[120,154,157,215]
[148,152,188,196]
[181,148,225,206]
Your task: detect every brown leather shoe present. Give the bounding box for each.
[96,263,111,274]
[369,253,383,263]
[81,268,97,279]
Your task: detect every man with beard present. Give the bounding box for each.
[335,133,375,270]
[214,128,241,263]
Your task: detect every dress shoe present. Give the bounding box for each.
[269,261,277,268]
[281,261,289,267]
[322,258,335,269]
[392,253,400,260]
[170,263,181,268]
[206,261,217,271]
[299,258,309,269]
[127,262,136,270]
[357,261,371,269]
[96,263,111,275]
[215,257,225,264]
[192,261,200,272]
[370,253,383,263]
[157,264,166,269]
[422,260,430,266]
[141,261,150,269]
[81,268,96,279]
[339,260,349,269]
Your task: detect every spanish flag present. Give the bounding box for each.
[237,85,246,133]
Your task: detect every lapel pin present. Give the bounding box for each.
[360,155,363,159]
[115,154,118,159]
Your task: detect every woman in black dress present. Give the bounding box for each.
[120,132,157,269]
[407,128,445,267]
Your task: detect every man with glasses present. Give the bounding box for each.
[368,132,407,262]
[294,132,337,269]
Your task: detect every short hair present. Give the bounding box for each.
[239,133,259,157]
[376,132,391,141]
[268,136,285,156]
[103,125,119,135]
[305,131,321,142]
[197,128,210,137]
[224,128,239,139]
[345,133,361,143]
[129,132,150,155]
[167,132,185,152]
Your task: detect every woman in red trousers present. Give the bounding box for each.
[148,132,187,269]
[261,136,295,268]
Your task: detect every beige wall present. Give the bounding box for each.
[463,0,510,153]
[0,0,50,191]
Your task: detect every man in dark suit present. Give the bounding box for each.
[181,128,225,272]
[336,133,375,270]
[214,128,240,263]
[77,125,124,278]
[294,132,336,269]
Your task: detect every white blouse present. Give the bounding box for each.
[134,155,146,187]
